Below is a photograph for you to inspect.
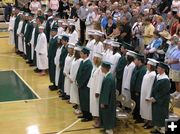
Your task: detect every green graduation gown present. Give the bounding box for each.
[32,25,39,65]
[48,35,58,84]
[99,72,116,130]
[24,21,34,61]
[58,45,68,92]
[130,65,147,120]
[45,17,53,43]
[14,15,21,49]
[151,74,170,127]
[76,59,93,112]
[115,55,127,93]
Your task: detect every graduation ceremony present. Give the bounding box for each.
[0,0,180,134]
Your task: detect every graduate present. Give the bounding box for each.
[69,46,82,114]
[31,16,44,67]
[87,52,104,128]
[63,43,75,100]
[68,23,79,44]
[121,50,136,101]
[45,9,53,43]
[102,39,113,62]
[48,28,58,90]
[16,12,25,54]
[116,42,132,93]
[54,36,63,89]
[58,35,69,97]
[8,8,16,45]
[57,19,64,35]
[99,61,116,134]
[93,31,104,59]
[130,53,147,123]
[110,41,121,76]
[149,62,170,134]
[35,25,48,76]
[86,30,96,61]
[140,58,158,129]
[24,13,34,64]
[14,7,21,53]
[76,47,93,122]
[29,20,37,65]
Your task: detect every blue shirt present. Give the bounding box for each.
[101,17,116,29]
[169,48,180,70]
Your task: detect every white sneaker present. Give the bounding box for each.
[74,109,82,115]
[171,91,180,97]
[175,94,180,100]
[105,129,113,134]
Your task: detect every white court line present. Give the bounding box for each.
[0,54,22,59]
[0,96,58,104]
[13,70,41,99]
[0,68,32,71]
[56,119,81,134]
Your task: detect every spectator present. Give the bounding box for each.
[49,0,59,12]
[155,15,165,32]
[29,0,41,14]
[2,0,15,22]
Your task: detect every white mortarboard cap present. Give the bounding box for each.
[62,22,68,26]
[69,22,75,26]
[103,39,113,45]
[39,25,45,29]
[94,30,104,36]
[68,42,75,48]
[58,19,64,23]
[126,50,137,57]
[88,30,95,35]
[74,45,82,51]
[38,8,41,11]
[147,58,159,66]
[94,52,103,59]
[111,41,120,47]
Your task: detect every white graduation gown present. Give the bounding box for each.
[69,58,82,104]
[87,66,104,117]
[85,12,95,40]
[102,49,113,62]
[121,62,136,101]
[54,46,63,86]
[69,30,78,44]
[16,20,24,52]
[140,71,156,120]
[9,16,15,45]
[35,32,48,70]
[63,54,74,95]
[92,41,104,59]
[110,52,121,76]
[23,23,28,55]
[57,27,64,36]
[75,19,80,38]
[30,28,36,60]
[86,39,96,61]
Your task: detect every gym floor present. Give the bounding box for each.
[0,32,179,134]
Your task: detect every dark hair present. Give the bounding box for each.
[153,31,160,37]
[144,17,151,22]
[127,55,134,64]
[69,25,76,33]
[74,50,81,59]
[113,47,120,55]
[149,8,156,14]
[149,65,156,71]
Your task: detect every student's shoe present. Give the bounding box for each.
[73,104,78,109]
[74,109,82,115]
[77,115,84,118]
[34,68,41,73]
[105,129,113,134]
[81,118,92,122]
[171,91,180,97]
[175,94,180,100]
[49,85,58,91]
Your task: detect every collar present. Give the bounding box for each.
[83,58,89,63]
[53,34,58,39]
[157,73,169,80]
[105,71,111,78]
